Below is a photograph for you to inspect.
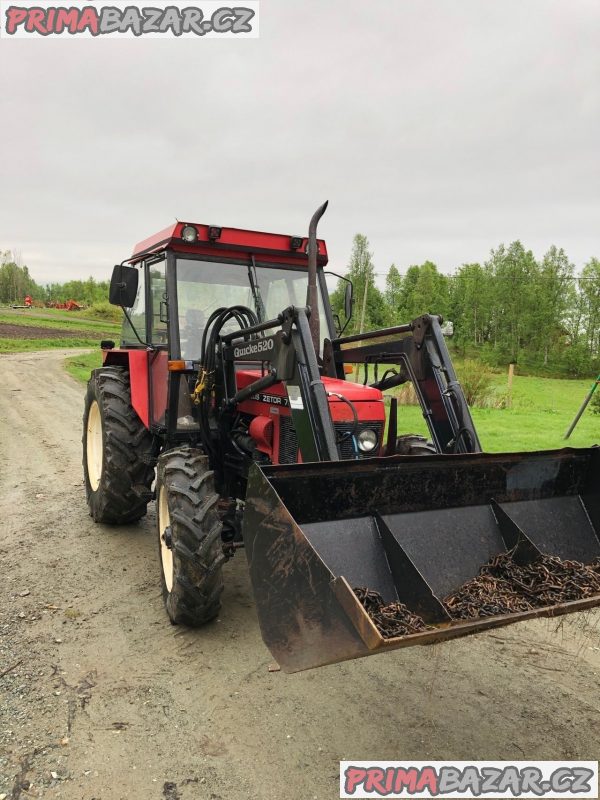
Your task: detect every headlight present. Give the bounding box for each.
[181,224,198,243]
[357,428,378,453]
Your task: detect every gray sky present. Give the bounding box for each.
[1,0,599,288]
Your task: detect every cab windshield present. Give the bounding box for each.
[176,257,329,359]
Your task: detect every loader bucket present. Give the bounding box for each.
[242,447,600,672]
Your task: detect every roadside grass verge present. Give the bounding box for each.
[65,351,102,383]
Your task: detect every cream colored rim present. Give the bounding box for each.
[86,400,103,491]
[158,485,174,593]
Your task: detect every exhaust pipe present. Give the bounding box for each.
[306,201,328,355]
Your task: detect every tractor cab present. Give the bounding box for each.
[120,220,332,353]
[105,218,390,462]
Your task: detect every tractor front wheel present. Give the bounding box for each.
[83,367,155,524]
[395,434,437,455]
[156,447,225,626]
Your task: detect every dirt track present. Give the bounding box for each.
[1,350,599,800]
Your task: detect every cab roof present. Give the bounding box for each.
[131,222,328,268]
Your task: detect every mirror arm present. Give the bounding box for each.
[121,306,156,351]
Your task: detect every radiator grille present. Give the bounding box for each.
[278,417,383,464]
[278,416,298,464]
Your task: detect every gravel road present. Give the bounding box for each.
[1,350,599,800]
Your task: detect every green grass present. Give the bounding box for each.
[0,309,121,333]
[0,338,102,353]
[387,372,598,452]
[392,403,597,452]
[0,307,121,353]
[64,351,102,382]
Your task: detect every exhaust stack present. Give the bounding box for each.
[306,201,328,355]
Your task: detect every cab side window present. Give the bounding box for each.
[149,260,168,345]
[121,266,146,346]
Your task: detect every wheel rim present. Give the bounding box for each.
[86,401,103,491]
[158,485,174,593]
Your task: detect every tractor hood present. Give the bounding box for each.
[320,376,383,403]
[235,370,383,404]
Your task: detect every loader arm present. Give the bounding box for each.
[220,308,481,464]
[323,313,482,455]
[220,305,339,463]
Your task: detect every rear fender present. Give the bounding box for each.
[101,348,150,428]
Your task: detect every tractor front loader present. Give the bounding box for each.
[83,204,600,672]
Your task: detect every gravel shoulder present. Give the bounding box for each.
[1,350,599,800]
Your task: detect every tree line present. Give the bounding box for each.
[3,242,599,378]
[331,235,600,377]
[0,251,109,306]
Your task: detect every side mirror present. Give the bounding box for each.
[344,281,354,320]
[109,264,139,308]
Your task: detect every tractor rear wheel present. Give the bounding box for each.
[83,367,155,524]
[156,447,225,626]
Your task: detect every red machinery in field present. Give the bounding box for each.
[82,203,600,672]
[45,299,82,311]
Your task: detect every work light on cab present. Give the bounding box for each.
[181,224,198,243]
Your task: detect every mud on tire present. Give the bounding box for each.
[156,447,225,626]
[83,366,155,524]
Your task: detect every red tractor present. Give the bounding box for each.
[83,204,599,672]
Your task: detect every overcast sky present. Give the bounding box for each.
[1,0,599,288]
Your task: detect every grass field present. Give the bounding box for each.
[389,378,597,452]
[64,351,598,453]
[7,307,595,453]
[0,309,121,330]
[0,307,121,353]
